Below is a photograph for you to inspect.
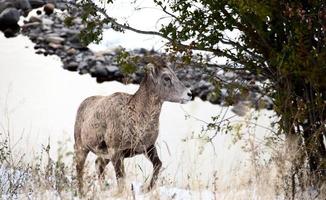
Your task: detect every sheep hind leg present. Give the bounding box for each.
[75,146,89,197]
[95,157,110,190]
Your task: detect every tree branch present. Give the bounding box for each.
[92,2,257,70]
[220,7,272,57]
[95,4,168,38]
[156,3,178,19]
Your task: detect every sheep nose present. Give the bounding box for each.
[187,91,194,100]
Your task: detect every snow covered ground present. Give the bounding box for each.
[0,2,295,199]
[0,33,284,199]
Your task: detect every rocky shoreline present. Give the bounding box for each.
[0,0,273,110]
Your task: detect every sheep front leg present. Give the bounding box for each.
[143,145,162,192]
[112,155,126,195]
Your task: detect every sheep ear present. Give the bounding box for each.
[145,63,156,76]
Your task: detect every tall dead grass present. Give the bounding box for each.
[0,112,325,199]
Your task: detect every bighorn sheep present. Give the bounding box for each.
[74,58,192,195]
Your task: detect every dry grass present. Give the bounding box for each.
[0,113,325,200]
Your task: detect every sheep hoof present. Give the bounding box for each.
[111,187,123,197]
[141,185,151,193]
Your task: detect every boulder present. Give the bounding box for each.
[106,66,119,74]
[43,3,54,15]
[28,0,46,9]
[49,42,62,49]
[0,1,14,14]
[2,25,20,37]
[0,0,31,12]
[36,9,42,15]
[90,64,108,77]
[14,0,31,12]
[0,7,20,27]
[29,15,41,23]
[22,21,40,28]
[45,34,65,44]
[65,62,79,71]
[66,48,76,55]
[42,18,54,26]
[44,1,67,11]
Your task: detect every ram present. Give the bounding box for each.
[74,57,192,195]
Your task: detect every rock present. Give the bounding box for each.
[54,2,66,11]
[0,8,20,27]
[224,71,236,79]
[2,26,20,37]
[46,0,67,10]
[42,18,54,26]
[67,48,76,55]
[72,17,82,25]
[74,53,84,63]
[48,49,56,55]
[262,96,273,110]
[48,42,62,49]
[207,92,221,104]
[66,34,88,49]
[36,9,42,15]
[0,8,20,38]
[0,0,31,13]
[114,70,123,78]
[136,48,148,54]
[13,0,31,13]
[26,29,39,40]
[33,44,43,49]
[0,2,14,14]
[67,34,81,44]
[0,0,34,22]
[65,62,79,71]
[78,61,89,74]
[29,16,41,23]
[197,80,211,90]
[90,63,108,77]
[54,23,63,29]
[28,0,46,9]
[106,66,119,73]
[43,3,54,15]
[45,35,64,44]
[94,52,106,62]
[22,21,40,28]
[44,33,60,38]
[35,49,45,54]
[41,24,50,31]
[201,74,208,79]
[0,7,21,37]
[231,102,250,117]
[60,28,79,36]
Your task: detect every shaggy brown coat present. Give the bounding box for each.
[74,58,192,195]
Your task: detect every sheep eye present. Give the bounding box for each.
[163,76,171,82]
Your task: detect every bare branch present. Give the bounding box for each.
[95,4,168,38]
[157,3,178,19]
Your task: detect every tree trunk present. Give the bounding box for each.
[302,125,326,180]
[300,82,326,186]
[279,79,326,196]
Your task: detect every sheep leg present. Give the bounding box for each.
[143,145,162,192]
[112,155,126,194]
[75,146,89,196]
[95,157,110,190]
